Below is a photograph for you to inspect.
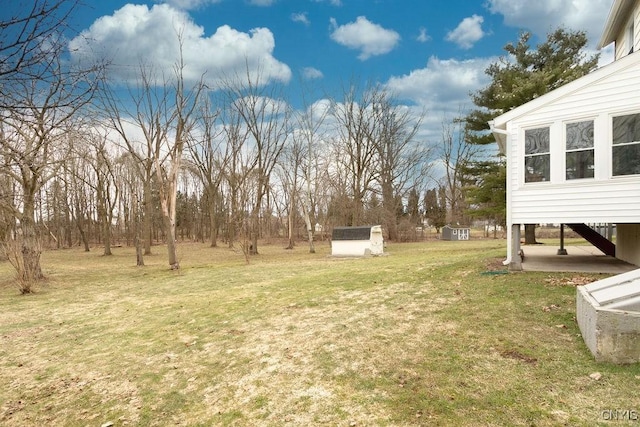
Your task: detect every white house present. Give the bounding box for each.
[490,0,640,270]
[331,225,384,257]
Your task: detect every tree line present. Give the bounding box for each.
[0,1,598,293]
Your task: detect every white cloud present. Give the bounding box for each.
[417,27,431,43]
[69,3,291,87]
[329,16,400,60]
[302,67,323,79]
[385,56,495,145]
[249,0,277,6]
[160,0,222,10]
[312,0,342,6]
[386,56,494,110]
[445,15,486,49]
[291,12,310,26]
[487,0,613,48]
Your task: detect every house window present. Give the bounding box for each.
[612,113,640,176]
[524,127,550,182]
[566,120,594,179]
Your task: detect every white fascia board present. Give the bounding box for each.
[490,52,640,128]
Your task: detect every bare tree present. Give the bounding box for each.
[223,68,290,255]
[0,0,78,89]
[330,83,380,226]
[0,0,100,291]
[186,96,224,247]
[101,64,168,257]
[154,52,205,269]
[0,48,98,292]
[291,95,331,253]
[65,147,94,252]
[438,116,483,225]
[117,152,145,266]
[368,89,431,241]
[217,101,254,258]
[102,42,204,269]
[86,131,119,256]
[276,139,303,250]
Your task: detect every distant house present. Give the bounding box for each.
[331,225,384,257]
[490,0,640,270]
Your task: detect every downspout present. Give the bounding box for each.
[489,122,512,266]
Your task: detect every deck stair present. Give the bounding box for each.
[566,223,616,257]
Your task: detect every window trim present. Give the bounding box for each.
[522,125,551,184]
[611,111,640,177]
[564,119,595,181]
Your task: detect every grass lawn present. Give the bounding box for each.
[1,239,639,426]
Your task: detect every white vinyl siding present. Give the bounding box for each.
[614,3,640,59]
[501,52,640,226]
[510,180,640,223]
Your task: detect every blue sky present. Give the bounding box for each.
[64,0,614,138]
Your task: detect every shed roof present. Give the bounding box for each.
[332,226,373,241]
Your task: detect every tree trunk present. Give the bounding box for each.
[209,190,218,248]
[76,219,90,252]
[524,224,538,244]
[285,193,294,250]
[302,210,315,254]
[103,219,112,256]
[381,183,398,241]
[133,196,144,267]
[250,211,259,255]
[160,181,180,269]
[135,235,145,266]
[166,215,179,269]
[143,179,153,255]
[17,201,44,293]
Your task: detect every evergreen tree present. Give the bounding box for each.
[462,160,506,235]
[407,188,421,225]
[424,188,446,232]
[464,28,599,242]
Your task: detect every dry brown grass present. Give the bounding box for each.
[1,239,639,426]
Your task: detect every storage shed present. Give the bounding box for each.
[331,225,384,257]
[441,226,470,241]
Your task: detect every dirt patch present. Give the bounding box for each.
[484,257,507,272]
[500,349,538,365]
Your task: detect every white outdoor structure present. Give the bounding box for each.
[490,0,640,270]
[577,269,640,363]
[331,225,384,257]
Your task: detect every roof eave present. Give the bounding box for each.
[490,52,640,128]
[598,0,632,49]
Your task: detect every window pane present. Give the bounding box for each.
[525,154,550,182]
[613,113,640,145]
[566,150,594,179]
[613,144,640,176]
[525,127,550,154]
[566,121,593,150]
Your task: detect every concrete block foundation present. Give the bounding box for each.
[577,269,640,364]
